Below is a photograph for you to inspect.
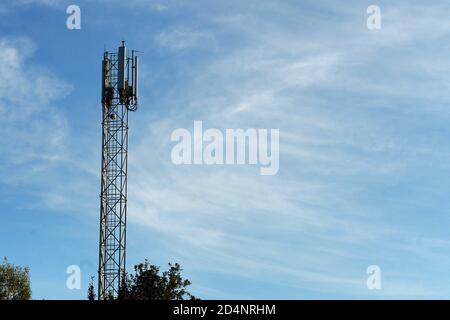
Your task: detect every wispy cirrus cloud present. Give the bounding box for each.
[0,38,100,216]
[155,28,212,51]
[3,0,450,299]
[0,38,71,170]
[122,1,450,298]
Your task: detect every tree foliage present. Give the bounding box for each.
[87,276,96,301]
[0,257,31,300]
[119,260,196,300]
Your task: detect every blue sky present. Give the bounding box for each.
[2,0,450,299]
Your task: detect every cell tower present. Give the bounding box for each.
[98,41,139,299]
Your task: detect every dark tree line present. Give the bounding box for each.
[88,260,196,300]
[0,257,195,300]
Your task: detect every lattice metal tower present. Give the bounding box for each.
[98,42,138,299]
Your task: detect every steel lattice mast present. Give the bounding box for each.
[98,41,138,300]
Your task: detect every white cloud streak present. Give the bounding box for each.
[123,1,450,298]
[4,0,450,298]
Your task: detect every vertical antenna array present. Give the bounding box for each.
[98,42,138,300]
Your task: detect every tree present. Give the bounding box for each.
[119,260,196,300]
[0,257,31,300]
[87,276,96,301]
[117,272,129,300]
